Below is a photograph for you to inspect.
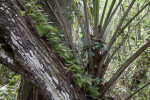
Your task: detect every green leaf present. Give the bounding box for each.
[35,4,43,8]
[130,36,135,40]
[25,2,32,7]
[102,44,108,50]
[20,11,26,16]
[95,42,100,45]
[83,78,92,85]
[87,0,90,3]
[84,71,88,77]
[90,52,95,56]
[81,36,86,43]
[84,51,89,57]
[95,45,100,48]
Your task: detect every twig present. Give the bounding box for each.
[125,81,150,100]
[102,10,150,78]
[100,40,150,97]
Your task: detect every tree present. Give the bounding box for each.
[0,0,150,100]
[0,0,84,100]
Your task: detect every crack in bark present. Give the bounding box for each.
[0,0,86,100]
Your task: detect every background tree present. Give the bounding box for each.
[0,0,150,100]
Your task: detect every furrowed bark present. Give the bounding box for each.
[18,78,46,100]
[0,49,21,74]
[0,0,85,100]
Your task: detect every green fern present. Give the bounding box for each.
[20,0,100,99]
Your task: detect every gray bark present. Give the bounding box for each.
[0,0,85,100]
[18,77,46,100]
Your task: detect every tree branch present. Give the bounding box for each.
[96,0,136,77]
[102,0,123,42]
[0,49,16,72]
[46,1,63,28]
[100,0,116,38]
[93,0,99,34]
[54,0,77,59]
[0,0,84,99]
[125,81,150,100]
[83,0,94,71]
[122,2,150,31]
[100,40,150,97]
[102,10,150,78]
[100,0,108,27]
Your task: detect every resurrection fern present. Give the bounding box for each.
[20,0,100,99]
[20,0,74,61]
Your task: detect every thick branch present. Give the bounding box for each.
[83,0,93,71]
[54,0,77,59]
[122,2,150,30]
[100,0,108,27]
[0,0,84,99]
[96,0,136,77]
[101,0,123,42]
[102,10,150,78]
[100,0,116,38]
[46,1,63,28]
[93,0,99,34]
[100,41,150,97]
[0,49,19,73]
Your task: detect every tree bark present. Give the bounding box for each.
[19,0,76,99]
[0,0,85,100]
[18,77,47,100]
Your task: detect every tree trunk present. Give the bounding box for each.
[39,0,72,35]
[18,77,47,100]
[18,0,75,99]
[0,0,85,100]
